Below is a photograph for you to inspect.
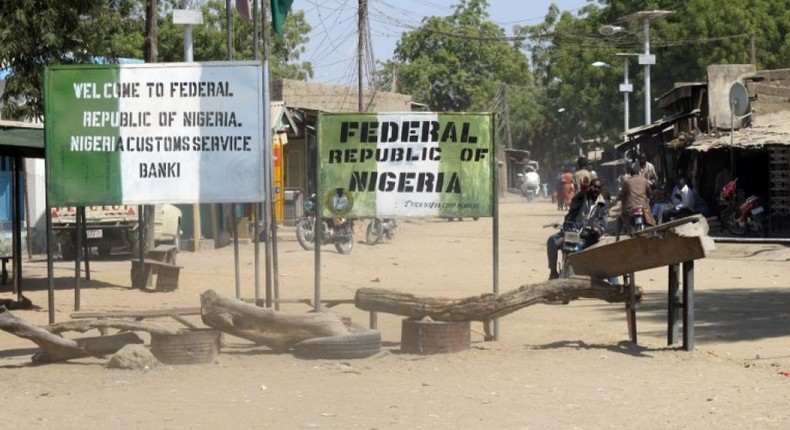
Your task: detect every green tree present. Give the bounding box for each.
[523,0,790,165]
[515,3,621,166]
[0,0,143,119]
[0,0,313,120]
[381,0,533,113]
[156,0,313,80]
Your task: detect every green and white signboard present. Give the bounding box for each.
[318,112,494,218]
[44,61,265,206]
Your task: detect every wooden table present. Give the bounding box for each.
[568,216,710,351]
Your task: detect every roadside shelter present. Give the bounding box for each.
[0,120,44,302]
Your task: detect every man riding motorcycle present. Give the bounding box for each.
[546,178,608,280]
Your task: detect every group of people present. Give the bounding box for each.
[546,154,708,280]
[554,157,596,211]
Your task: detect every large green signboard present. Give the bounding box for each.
[44,61,265,206]
[318,112,494,218]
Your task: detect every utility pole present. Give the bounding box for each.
[501,84,512,149]
[358,0,367,112]
[175,2,204,252]
[142,0,158,263]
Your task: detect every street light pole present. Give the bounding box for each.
[616,53,638,133]
[640,18,654,125]
[601,10,674,127]
[627,10,674,125]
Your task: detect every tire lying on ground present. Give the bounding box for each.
[291,329,381,359]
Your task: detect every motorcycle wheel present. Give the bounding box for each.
[295,218,316,250]
[384,221,396,240]
[334,225,354,254]
[365,219,384,245]
[560,254,574,278]
[721,209,747,235]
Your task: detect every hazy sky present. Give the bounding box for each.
[300,0,591,85]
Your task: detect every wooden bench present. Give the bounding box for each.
[147,244,178,266]
[131,258,183,292]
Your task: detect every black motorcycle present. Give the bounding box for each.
[546,221,598,278]
[295,194,354,254]
[365,218,397,245]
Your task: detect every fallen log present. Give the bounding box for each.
[0,306,143,363]
[355,277,640,322]
[200,289,351,352]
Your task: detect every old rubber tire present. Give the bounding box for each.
[291,329,381,359]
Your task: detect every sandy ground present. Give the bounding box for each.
[1,194,789,429]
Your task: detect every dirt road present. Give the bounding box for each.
[1,194,789,429]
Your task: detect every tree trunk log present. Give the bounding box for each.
[0,306,144,363]
[355,277,639,322]
[200,289,350,352]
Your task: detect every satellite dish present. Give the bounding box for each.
[729,81,750,117]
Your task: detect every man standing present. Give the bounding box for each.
[636,154,658,185]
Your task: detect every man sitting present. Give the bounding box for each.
[546,178,608,280]
[656,177,709,223]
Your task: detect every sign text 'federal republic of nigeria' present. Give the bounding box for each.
[318,113,494,219]
[45,62,265,206]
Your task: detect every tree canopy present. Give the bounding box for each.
[0,0,312,120]
[381,0,533,112]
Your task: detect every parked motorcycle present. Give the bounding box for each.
[365,218,397,245]
[718,179,765,236]
[295,194,355,254]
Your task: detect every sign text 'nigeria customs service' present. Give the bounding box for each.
[45,62,264,206]
[318,112,494,218]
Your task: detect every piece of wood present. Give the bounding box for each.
[570,232,706,279]
[354,277,638,322]
[200,289,351,352]
[147,244,178,265]
[570,215,712,279]
[0,306,144,363]
[46,319,178,336]
[35,332,143,363]
[71,307,201,319]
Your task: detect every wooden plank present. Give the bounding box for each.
[147,244,178,265]
[70,307,201,319]
[569,232,706,279]
[131,258,182,269]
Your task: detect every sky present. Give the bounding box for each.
[299,0,591,86]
